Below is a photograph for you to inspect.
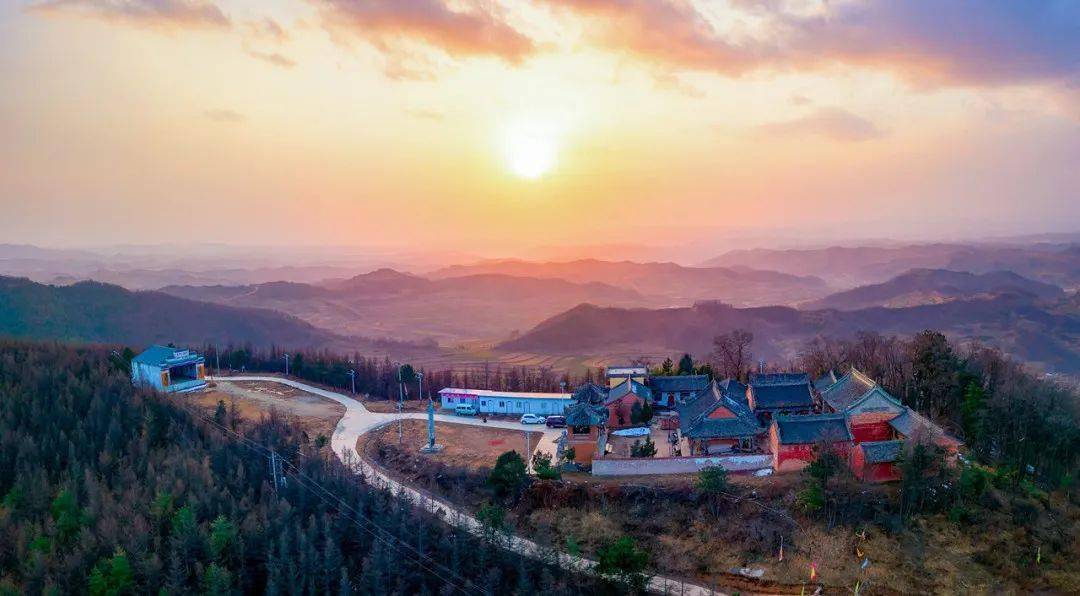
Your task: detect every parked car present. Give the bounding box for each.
[454,403,478,416]
[519,413,546,425]
[545,415,566,428]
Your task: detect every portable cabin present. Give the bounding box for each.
[131,345,207,393]
[438,388,573,416]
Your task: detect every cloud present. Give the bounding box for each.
[756,108,885,142]
[540,0,1080,91]
[247,17,288,43]
[317,0,535,63]
[405,107,444,120]
[203,109,245,123]
[31,0,230,29]
[247,49,296,68]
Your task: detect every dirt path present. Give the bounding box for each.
[209,375,728,596]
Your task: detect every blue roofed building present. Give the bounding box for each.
[131,345,207,393]
[747,372,816,422]
[649,374,709,408]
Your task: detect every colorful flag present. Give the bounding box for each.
[861,557,870,569]
[779,535,784,562]
[809,561,818,581]
[1036,546,1041,565]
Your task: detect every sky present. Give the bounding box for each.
[0,0,1078,258]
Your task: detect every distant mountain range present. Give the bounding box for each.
[703,243,1080,289]
[500,293,1080,374]
[428,258,830,306]
[802,268,1065,310]
[0,276,352,351]
[160,269,657,345]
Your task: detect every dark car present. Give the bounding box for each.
[545,415,566,428]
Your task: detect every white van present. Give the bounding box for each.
[454,403,478,416]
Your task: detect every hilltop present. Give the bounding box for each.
[0,276,349,350]
[500,293,1080,374]
[802,268,1065,310]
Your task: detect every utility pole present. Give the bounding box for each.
[284,353,290,376]
[396,363,405,446]
[268,451,286,493]
[347,369,356,395]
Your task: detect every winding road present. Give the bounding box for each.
[209,376,722,596]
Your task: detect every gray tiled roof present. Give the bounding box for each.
[572,383,608,405]
[888,408,963,448]
[813,370,839,392]
[774,414,853,445]
[677,381,762,439]
[859,440,903,464]
[565,402,608,426]
[718,379,748,405]
[650,375,709,393]
[750,383,815,409]
[751,372,810,386]
[605,378,652,405]
[820,368,878,411]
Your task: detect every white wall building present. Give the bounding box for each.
[439,388,574,416]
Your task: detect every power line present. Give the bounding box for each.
[174,401,482,596]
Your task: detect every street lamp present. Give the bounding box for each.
[347,369,356,395]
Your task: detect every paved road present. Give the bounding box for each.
[210,376,722,596]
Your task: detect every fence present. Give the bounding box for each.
[591,453,772,476]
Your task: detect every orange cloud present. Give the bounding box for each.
[317,0,535,63]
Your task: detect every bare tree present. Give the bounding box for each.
[712,329,754,381]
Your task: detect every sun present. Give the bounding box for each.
[502,122,557,180]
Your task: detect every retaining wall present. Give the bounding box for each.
[591,454,772,476]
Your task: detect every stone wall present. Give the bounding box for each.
[591,454,771,476]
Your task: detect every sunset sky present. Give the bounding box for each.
[1,1,1077,257]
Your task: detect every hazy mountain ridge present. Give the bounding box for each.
[0,276,360,350]
[428,258,831,306]
[500,293,1080,374]
[703,243,1080,288]
[159,270,655,344]
[802,268,1065,310]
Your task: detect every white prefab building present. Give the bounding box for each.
[439,388,574,416]
[131,345,207,393]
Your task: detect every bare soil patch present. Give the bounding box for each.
[359,419,541,471]
[360,398,428,413]
[188,380,345,439]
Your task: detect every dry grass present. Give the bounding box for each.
[359,419,541,471]
[188,381,345,439]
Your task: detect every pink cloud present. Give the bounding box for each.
[317,0,535,63]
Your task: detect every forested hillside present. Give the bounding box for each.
[0,341,614,595]
[0,276,343,349]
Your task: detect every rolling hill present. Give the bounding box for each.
[0,276,349,350]
[427,258,831,306]
[802,269,1065,310]
[159,270,658,345]
[703,243,1080,288]
[499,294,1080,374]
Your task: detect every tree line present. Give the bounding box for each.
[0,340,630,595]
